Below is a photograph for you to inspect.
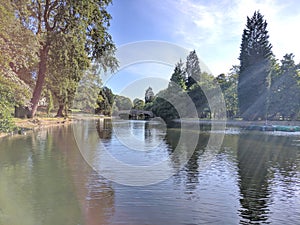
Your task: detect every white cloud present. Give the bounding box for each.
[146,0,300,75]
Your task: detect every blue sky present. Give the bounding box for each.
[105,0,300,99]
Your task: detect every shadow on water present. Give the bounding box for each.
[237,132,300,224]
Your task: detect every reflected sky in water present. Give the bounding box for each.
[0,119,299,225]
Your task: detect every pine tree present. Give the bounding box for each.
[238,11,273,120]
[186,50,201,90]
[169,60,186,90]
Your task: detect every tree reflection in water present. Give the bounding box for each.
[55,125,115,225]
[96,118,112,139]
[237,132,300,224]
[165,127,209,193]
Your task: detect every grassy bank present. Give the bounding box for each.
[0,114,104,138]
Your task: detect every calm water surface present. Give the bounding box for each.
[0,119,300,225]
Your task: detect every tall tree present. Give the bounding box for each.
[216,66,239,118]
[169,60,186,90]
[238,11,273,120]
[46,30,90,117]
[0,0,37,126]
[269,54,300,119]
[186,50,201,90]
[96,86,114,116]
[13,0,117,117]
[73,64,103,113]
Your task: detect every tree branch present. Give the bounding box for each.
[37,0,42,34]
[44,0,51,31]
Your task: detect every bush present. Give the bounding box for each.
[0,110,16,133]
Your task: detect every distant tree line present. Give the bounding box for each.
[146,50,231,122]
[95,10,300,122]
[78,10,300,122]
[147,11,300,122]
[2,5,300,133]
[95,86,134,116]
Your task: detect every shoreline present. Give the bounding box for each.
[0,114,108,139]
[1,117,300,139]
[177,119,300,126]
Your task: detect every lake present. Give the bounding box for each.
[0,119,300,225]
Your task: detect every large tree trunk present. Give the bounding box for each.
[56,104,65,117]
[29,44,49,118]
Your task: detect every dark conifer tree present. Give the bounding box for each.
[186,50,201,90]
[238,11,273,120]
[169,60,186,90]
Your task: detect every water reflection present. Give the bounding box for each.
[165,129,209,192]
[53,125,115,225]
[237,132,300,224]
[0,128,82,225]
[96,118,112,139]
[237,134,271,224]
[1,121,300,224]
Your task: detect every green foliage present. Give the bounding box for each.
[73,64,102,113]
[46,90,54,116]
[169,60,186,90]
[186,50,201,90]
[0,110,15,133]
[188,83,208,118]
[96,86,114,116]
[0,75,29,132]
[151,89,179,123]
[133,98,145,110]
[149,51,216,122]
[144,102,154,111]
[46,30,91,117]
[0,1,36,124]
[238,11,273,120]
[269,53,300,119]
[0,0,38,72]
[216,66,239,118]
[11,0,118,117]
[114,95,133,110]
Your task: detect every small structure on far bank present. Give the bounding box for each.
[118,109,154,120]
